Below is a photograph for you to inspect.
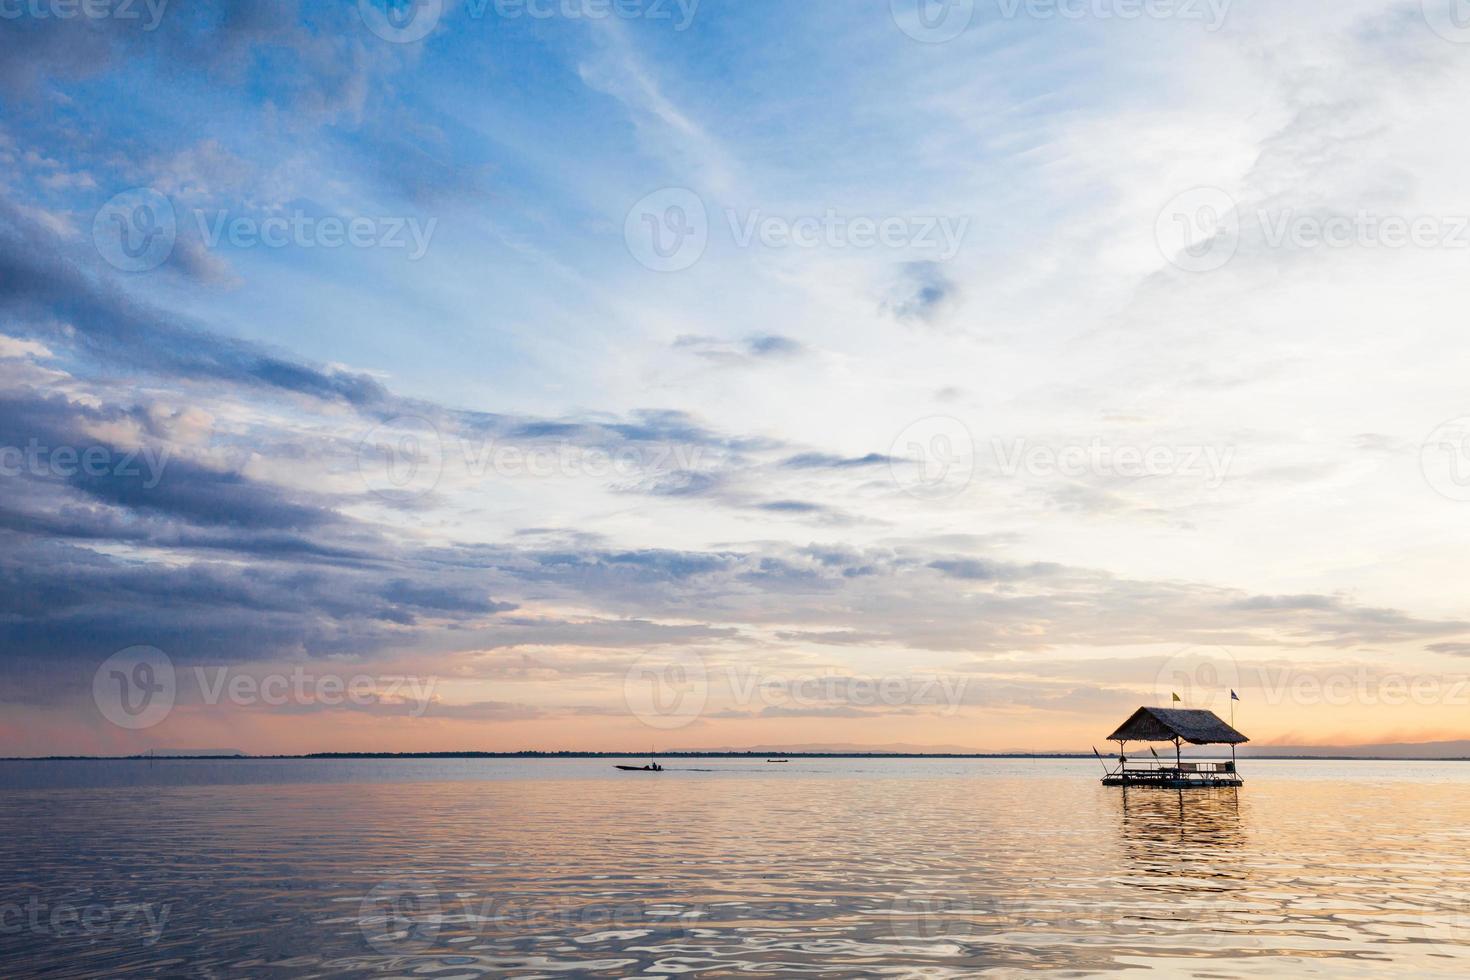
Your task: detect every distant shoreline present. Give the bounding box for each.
[6,751,1470,762]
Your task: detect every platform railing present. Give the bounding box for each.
[1118,760,1236,775]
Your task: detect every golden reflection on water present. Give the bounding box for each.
[2,760,1469,977]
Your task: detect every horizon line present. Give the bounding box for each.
[9,750,1470,763]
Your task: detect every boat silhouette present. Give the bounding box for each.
[616,751,663,772]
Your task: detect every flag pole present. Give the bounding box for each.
[1229,691,1238,772]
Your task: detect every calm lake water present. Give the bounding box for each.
[3,758,1469,977]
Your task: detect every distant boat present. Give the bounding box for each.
[615,752,663,772]
[766,759,789,763]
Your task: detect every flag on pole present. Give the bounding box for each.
[1171,692,1181,703]
[1231,690,1240,701]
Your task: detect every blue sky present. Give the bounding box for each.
[6,0,1470,754]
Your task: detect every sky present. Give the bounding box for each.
[5,0,1470,756]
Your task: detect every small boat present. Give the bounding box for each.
[766,759,789,763]
[615,752,663,772]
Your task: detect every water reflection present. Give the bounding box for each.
[1115,785,1246,864]
[2,760,1469,976]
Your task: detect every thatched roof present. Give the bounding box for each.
[1106,707,1248,745]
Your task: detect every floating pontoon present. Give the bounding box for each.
[1101,707,1247,788]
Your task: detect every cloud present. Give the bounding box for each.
[781,452,894,470]
[0,200,392,407]
[673,334,809,366]
[884,261,959,324]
